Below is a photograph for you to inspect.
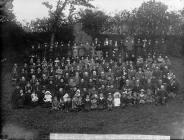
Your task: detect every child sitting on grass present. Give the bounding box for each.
[63,93,71,112]
[107,93,113,111]
[17,89,25,108]
[84,94,91,111]
[31,90,39,107]
[43,91,52,108]
[51,96,60,111]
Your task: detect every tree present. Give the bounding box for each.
[181,9,184,35]
[180,8,184,54]
[0,0,15,23]
[26,18,51,33]
[166,11,183,35]
[135,0,169,37]
[110,10,131,35]
[73,23,92,43]
[79,9,109,38]
[0,0,28,58]
[42,0,94,46]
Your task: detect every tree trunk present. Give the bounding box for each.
[50,32,55,47]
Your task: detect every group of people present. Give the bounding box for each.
[11,39,178,112]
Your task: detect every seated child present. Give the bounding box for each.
[12,63,18,81]
[59,96,64,111]
[121,89,127,107]
[63,93,71,112]
[72,91,80,112]
[157,85,168,105]
[98,93,106,110]
[91,93,98,110]
[51,96,60,110]
[107,93,113,111]
[17,89,25,108]
[77,93,83,111]
[31,90,39,107]
[113,91,121,107]
[127,89,133,105]
[12,85,20,108]
[139,89,146,104]
[84,94,91,111]
[132,90,139,105]
[145,88,154,103]
[24,89,32,107]
[43,91,52,108]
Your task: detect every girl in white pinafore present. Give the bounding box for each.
[43,91,52,108]
[113,91,121,107]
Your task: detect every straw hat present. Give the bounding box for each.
[45,91,51,95]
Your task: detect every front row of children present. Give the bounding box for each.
[12,84,173,112]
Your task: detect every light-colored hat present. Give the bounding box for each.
[45,91,51,95]
[63,93,69,98]
[140,93,144,97]
[76,89,80,93]
[114,91,120,95]
[75,89,80,97]
[140,89,144,92]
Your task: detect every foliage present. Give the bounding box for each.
[99,1,183,37]
[23,0,184,41]
[73,23,92,43]
[42,0,94,45]
[135,1,168,37]
[2,0,184,57]
[105,10,136,35]
[79,9,109,38]
[0,0,28,58]
[1,21,28,58]
[23,18,51,33]
[179,8,184,55]
[167,11,182,35]
[0,0,15,23]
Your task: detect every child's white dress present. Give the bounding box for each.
[44,94,52,102]
[113,92,121,107]
[31,93,38,102]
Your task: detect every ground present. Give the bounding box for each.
[1,56,184,140]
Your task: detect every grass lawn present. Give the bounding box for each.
[1,56,184,140]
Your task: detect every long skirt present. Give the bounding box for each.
[42,102,51,108]
[107,103,113,110]
[98,100,106,110]
[64,101,71,112]
[91,101,98,110]
[114,98,121,107]
[17,97,24,108]
[24,94,31,106]
[84,101,91,111]
[30,101,38,107]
